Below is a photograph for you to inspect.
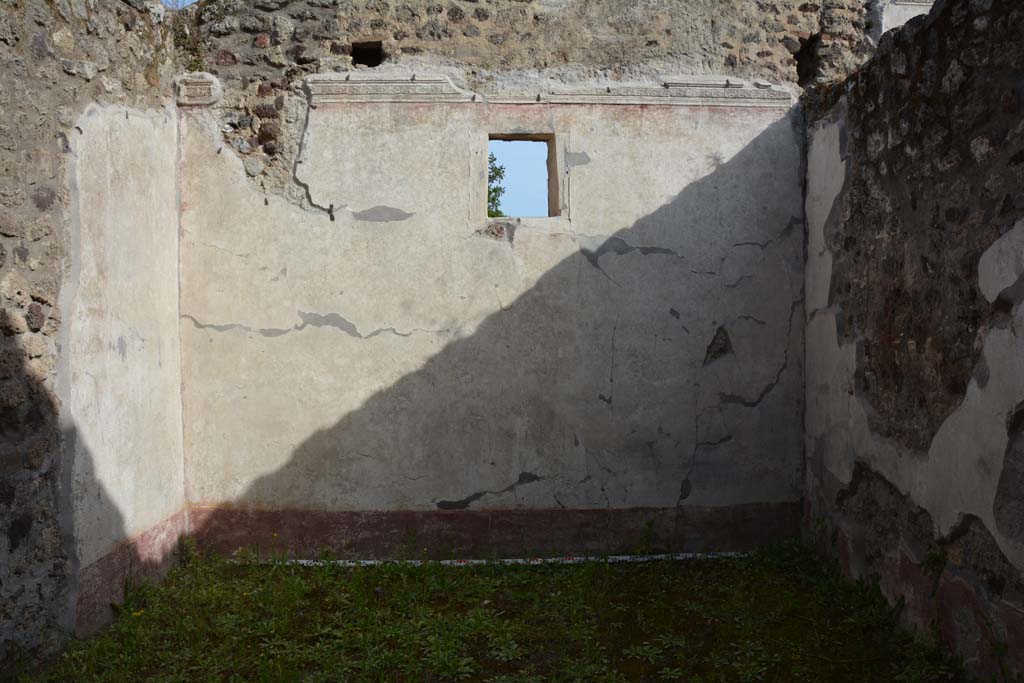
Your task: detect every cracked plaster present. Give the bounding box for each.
[178,80,805,514]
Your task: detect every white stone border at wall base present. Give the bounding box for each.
[233,552,750,568]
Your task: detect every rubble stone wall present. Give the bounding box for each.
[0,0,179,667]
[805,0,1024,677]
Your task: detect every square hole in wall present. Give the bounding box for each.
[351,40,385,67]
[488,135,558,218]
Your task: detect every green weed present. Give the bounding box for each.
[21,541,971,683]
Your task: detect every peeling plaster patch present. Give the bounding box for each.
[565,151,591,167]
[703,326,733,365]
[436,472,542,510]
[352,205,414,222]
[476,221,516,244]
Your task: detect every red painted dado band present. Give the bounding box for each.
[75,510,188,636]
[75,502,799,634]
[187,502,801,559]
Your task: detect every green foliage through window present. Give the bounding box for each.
[488,152,506,218]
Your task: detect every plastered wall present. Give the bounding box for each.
[879,0,936,34]
[61,104,185,634]
[177,74,805,556]
[5,0,830,662]
[2,0,975,667]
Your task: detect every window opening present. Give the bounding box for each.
[487,135,558,218]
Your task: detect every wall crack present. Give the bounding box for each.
[436,472,543,510]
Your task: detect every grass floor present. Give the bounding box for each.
[20,542,968,683]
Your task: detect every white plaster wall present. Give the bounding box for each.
[881,1,934,34]
[804,104,1024,570]
[179,93,804,513]
[61,105,184,569]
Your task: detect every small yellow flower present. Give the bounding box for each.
[132,610,144,617]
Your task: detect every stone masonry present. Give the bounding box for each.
[805,0,1024,677]
[0,0,176,665]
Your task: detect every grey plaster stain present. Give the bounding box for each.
[116,336,127,361]
[565,151,591,167]
[436,472,542,510]
[352,205,415,222]
[182,313,449,341]
[297,311,362,338]
[181,316,258,335]
[578,236,683,281]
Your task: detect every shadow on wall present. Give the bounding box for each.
[5,110,803,656]
[0,326,173,667]
[62,424,183,638]
[0,323,66,666]
[188,113,805,559]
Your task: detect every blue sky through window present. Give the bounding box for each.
[489,140,550,218]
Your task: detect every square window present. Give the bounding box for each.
[487,135,559,218]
